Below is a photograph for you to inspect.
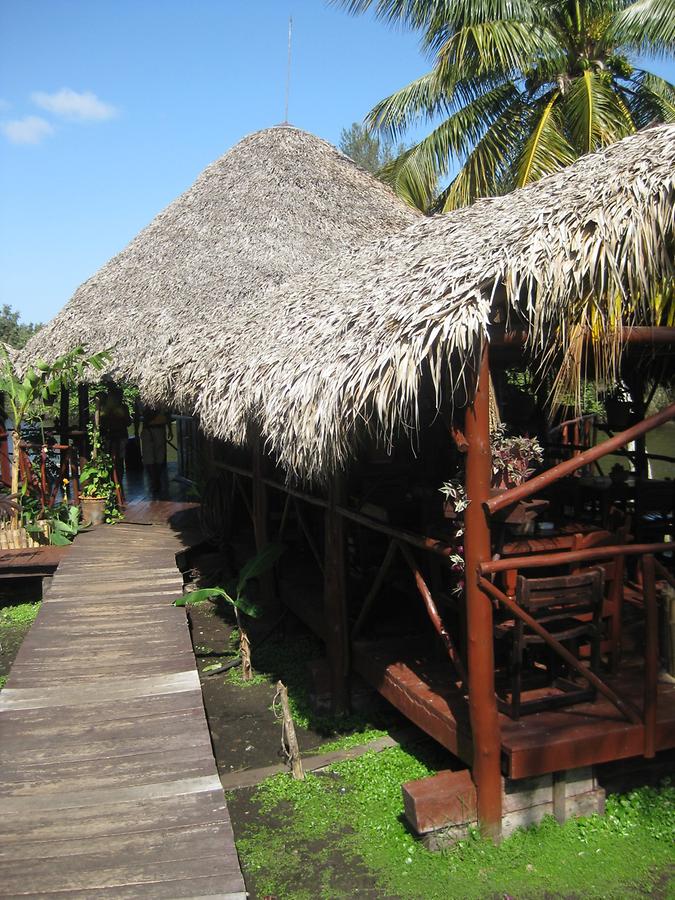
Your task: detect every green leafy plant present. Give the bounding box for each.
[0,344,110,525]
[24,501,87,546]
[79,423,123,523]
[175,543,284,680]
[490,424,544,489]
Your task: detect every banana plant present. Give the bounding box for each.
[175,543,284,680]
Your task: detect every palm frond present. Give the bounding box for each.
[565,70,635,154]
[366,70,455,138]
[440,101,526,209]
[378,82,521,207]
[609,0,675,53]
[434,19,565,84]
[628,70,675,125]
[516,92,577,186]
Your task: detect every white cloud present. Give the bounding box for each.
[31,88,118,122]
[2,116,54,145]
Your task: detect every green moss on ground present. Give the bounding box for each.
[0,600,41,690]
[0,601,40,629]
[235,746,675,900]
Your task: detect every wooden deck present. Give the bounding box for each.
[0,546,71,579]
[352,639,675,780]
[0,504,246,898]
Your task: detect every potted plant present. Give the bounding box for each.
[490,425,544,490]
[79,424,119,526]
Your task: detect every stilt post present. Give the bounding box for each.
[58,386,70,503]
[77,383,90,457]
[463,342,503,840]
[252,432,275,607]
[324,473,350,714]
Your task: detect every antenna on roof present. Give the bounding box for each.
[284,16,292,124]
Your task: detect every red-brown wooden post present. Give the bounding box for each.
[324,473,350,714]
[642,554,658,758]
[252,432,275,608]
[77,383,90,458]
[463,342,502,840]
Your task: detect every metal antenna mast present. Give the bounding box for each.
[284,16,293,123]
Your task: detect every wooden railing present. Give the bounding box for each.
[480,542,673,757]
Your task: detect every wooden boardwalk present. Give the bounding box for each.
[0,505,246,899]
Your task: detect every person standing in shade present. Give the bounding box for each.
[140,406,173,495]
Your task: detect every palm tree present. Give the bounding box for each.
[338,1,675,210]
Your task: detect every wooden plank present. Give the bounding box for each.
[0,672,200,710]
[0,707,208,756]
[0,749,218,797]
[0,774,224,815]
[0,789,231,845]
[0,515,244,897]
[0,853,245,896]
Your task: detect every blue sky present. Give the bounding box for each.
[1,1,673,326]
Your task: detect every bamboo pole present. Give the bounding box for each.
[463,343,502,840]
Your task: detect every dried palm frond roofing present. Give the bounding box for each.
[23,125,419,396]
[192,124,675,481]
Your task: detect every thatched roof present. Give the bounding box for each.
[192,124,675,481]
[22,126,419,396]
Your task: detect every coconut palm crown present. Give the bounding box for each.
[339,0,675,210]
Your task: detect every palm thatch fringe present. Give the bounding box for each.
[191,125,674,481]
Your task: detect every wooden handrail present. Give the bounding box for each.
[488,326,675,347]
[478,576,642,724]
[213,459,253,479]
[480,541,672,576]
[398,541,468,687]
[486,403,675,516]
[335,504,457,559]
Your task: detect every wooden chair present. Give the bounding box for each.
[496,568,605,719]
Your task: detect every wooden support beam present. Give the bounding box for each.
[324,474,350,714]
[463,343,502,840]
[77,383,90,458]
[59,386,70,489]
[643,554,658,759]
[252,434,275,608]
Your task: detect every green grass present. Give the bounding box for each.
[236,747,675,900]
[315,727,389,753]
[0,601,40,629]
[0,600,41,692]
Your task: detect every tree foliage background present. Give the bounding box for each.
[0,305,41,349]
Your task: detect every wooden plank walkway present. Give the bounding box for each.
[0,507,246,899]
